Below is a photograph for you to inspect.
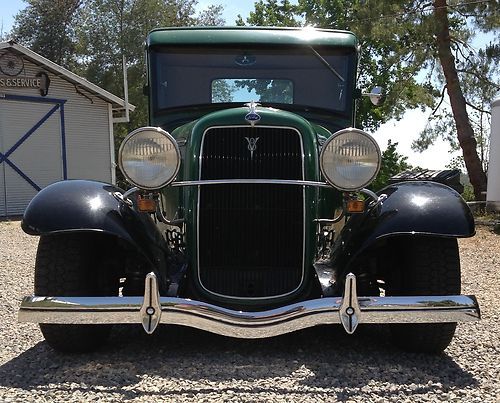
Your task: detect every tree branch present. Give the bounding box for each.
[431,84,447,115]
[457,69,500,90]
[402,51,415,64]
[419,2,434,9]
[450,38,474,64]
[453,9,480,18]
[465,101,491,115]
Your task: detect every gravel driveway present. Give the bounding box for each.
[0,220,498,402]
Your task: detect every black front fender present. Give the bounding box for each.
[333,181,474,272]
[22,180,166,267]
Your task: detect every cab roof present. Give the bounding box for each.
[147,27,358,48]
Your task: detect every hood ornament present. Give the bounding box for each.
[244,101,261,126]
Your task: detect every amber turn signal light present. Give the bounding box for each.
[346,199,365,214]
[137,196,157,213]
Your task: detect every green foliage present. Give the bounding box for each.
[212,80,235,103]
[240,0,301,27]
[370,140,412,192]
[446,155,466,171]
[234,79,294,104]
[461,184,475,202]
[11,0,82,67]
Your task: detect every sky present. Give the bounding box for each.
[0,0,490,170]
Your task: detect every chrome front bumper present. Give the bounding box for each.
[18,273,480,338]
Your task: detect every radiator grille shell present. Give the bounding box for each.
[197,126,305,299]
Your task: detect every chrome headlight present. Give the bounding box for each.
[320,128,381,191]
[118,127,180,190]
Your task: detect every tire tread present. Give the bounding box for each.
[35,234,114,353]
[390,237,461,353]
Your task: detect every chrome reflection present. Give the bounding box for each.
[339,273,361,334]
[19,291,480,338]
[139,272,162,334]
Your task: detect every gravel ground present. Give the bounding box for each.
[0,220,498,402]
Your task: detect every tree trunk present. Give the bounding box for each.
[433,0,487,200]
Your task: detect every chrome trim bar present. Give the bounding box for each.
[19,273,480,338]
[171,179,332,188]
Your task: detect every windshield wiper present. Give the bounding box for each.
[308,46,345,82]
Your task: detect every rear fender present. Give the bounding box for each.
[22,180,166,269]
[332,181,474,273]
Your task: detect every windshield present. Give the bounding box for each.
[151,46,354,113]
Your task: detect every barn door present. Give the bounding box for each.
[0,95,67,216]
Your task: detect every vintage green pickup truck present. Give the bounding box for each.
[19,27,480,353]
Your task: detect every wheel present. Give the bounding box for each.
[34,233,119,353]
[387,237,461,353]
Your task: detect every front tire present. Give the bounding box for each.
[35,234,119,353]
[388,237,461,353]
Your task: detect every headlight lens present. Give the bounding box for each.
[320,128,381,191]
[119,127,180,190]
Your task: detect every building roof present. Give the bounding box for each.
[148,27,358,48]
[0,40,135,113]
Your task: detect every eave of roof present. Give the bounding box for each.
[0,40,135,111]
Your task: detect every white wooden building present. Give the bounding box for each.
[0,40,134,216]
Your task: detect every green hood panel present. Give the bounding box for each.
[170,106,323,182]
